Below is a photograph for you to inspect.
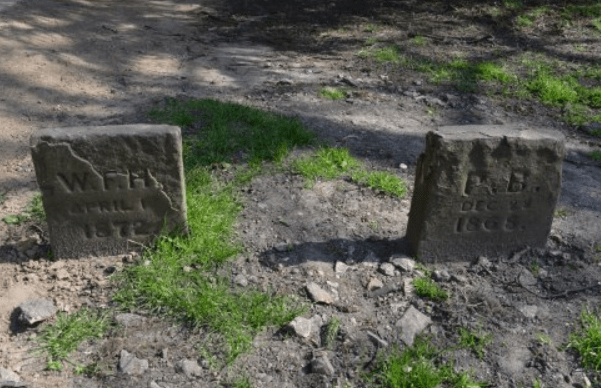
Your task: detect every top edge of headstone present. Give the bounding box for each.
[30,124,181,145]
[434,125,565,142]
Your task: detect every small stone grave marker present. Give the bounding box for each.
[406,125,565,262]
[31,125,187,258]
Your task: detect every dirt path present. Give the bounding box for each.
[0,0,601,387]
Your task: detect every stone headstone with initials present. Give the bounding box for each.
[31,125,187,259]
[406,125,565,262]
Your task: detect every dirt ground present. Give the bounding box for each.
[0,0,601,387]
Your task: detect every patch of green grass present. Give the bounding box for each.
[36,308,110,371]
[1,192,46,225]
[592,18,601,31]
[293,147,360,183]
[517,15,534,27]
[589,151,601,162]
[374,45,401,63]
[325,316,341,349]
[458,326,493,360]
[364,24,379,32]
[568,307,601,372]
[411,35,427,46]
[365,37,379,46]
[366,337,485,388]
[476,62,515,84]
[503,0,523,9]
[555,209,569,217]
[530,259,540,276]
[536,332,553,346]
[527,72,579,106]
[148,98,315,168]
[413,277,448,301]
[319,87,347,101]
[533,378,544,388]
[563,3,601,19]
[351,170,407,198]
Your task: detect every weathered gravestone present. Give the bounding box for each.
[31,125,187,259]
[406,125,565,262]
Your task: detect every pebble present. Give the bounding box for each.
[379,263,396,277]
[149,381,162,388]
[366,277,384,291]
[119,350,149,376]
[399,163,408,170]
[366,330,388,347]
[432,269,450,282]
[17,298,56,326]
[310,356,335,376]
[114,313,145,327]
[287,316,313,338]
[390,256,415,272]
[234,274,248,287]
[175,359,203,379]
[306,282,334,304]
[395,306,431,346]
[334,261,349,275]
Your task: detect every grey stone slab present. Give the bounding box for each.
[30,125,187,258]
[406,125,565,262]
[17,298,56,325]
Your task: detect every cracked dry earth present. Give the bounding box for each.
[0,0,601,387]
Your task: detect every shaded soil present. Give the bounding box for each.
[0,0,601,387]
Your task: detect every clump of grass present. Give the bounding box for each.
[0,191,5,205]
[374,46,401,63]
[2,192,45,225]
[503,0,523,9]
[365,37,379,46]
[568,307,601,372]
[411,35,427,46]
[413,277,448,301]
[366,337,484,388]
[324,316,341,349]
[527,72,579,106]
[536,332,553,346]
[458,326,493,360]
[319,87,347,101]
[589,151,601,162]
[476,62,515,84]
[364,24,379,32]
[517,14,534,27]
[352,170,407,197]
[293,147,360,183]
[36,308,110,371]
[148,98,315,168]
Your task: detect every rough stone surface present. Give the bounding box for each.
[432,269,451,282]
[17,298,56,325]
[175,359,203,379]
[390,256,416,272]
[306,282,334,304]
[406,125,566,262]
[114,313,146,327]
[287,317,313,338]
[0,369,24,387]
[30,125,187,259]
[310,356,335,376]
[118,350,149,376]
[379,262,396,276]
[366,277,384,291]
[395,306,432,346]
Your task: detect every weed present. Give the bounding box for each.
[366,337,484,388]
[411,35,427,46]
[351,170,407,198]
[533,378,544,388]
[593,18,601,31]
[36,308,110,371]
[458,326,493,360]
[503,0,523,9]
[2,192,46,225]
[517,15,534,27]
[148,98,315,168]
[527,72,579,106]
[319,87,347,101]
[374,46,401,63]
[568,307,601,372]
[536,332,552,346]
[476,62,515,84]
[530,260,540,276]
[294,147,360,183]
[364,24,379,32]
[325,316,341,349]
[365,37,378,46]
[555,209,568,217]
[228,375,253,388]
[413,277,448,301]
[369,220,380,231]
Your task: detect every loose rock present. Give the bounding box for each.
[287,316,313,338]
[366,277,384,291]
[395,306,432,346]
[119,350,149,376]
[175,359,203,379]
[310,356,335,376]
[379,262,396,276]
[390,256,415,272]
[432,269,450,282]
[334,261,349,275]
[17,298,56,325]
[306,282,334,304]
[114,313,145,327]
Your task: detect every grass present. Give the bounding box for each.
[458,326,493,360]
[1,192,45,225]
[411,35,427,46]
[319,87,347,100]
[568,307,601,373]
[325,316,341,349]
[413,277,448,301]
[0,191,5,205]
[536,332,552,346]
[366,337,485,388]
[293,147,407,197]
[589,151,601,162]
[148,98,314,168]
[112,98,319,364]
[35,308,111,371]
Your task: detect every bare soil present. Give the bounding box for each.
[0,0,601,387]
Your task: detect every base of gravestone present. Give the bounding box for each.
[31,125,187,259]
[406,125,565,262]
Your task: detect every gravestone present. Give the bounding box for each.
[406,125,565,262]
[31,125,187,259]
